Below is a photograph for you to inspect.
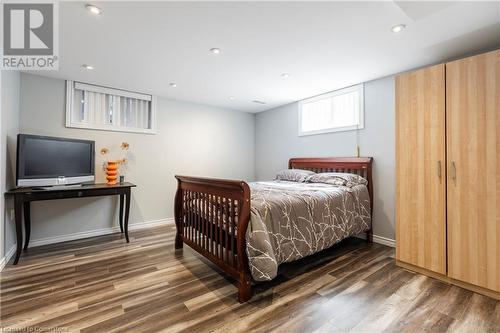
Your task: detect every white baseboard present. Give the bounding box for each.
[372,234,395,248]
[0,245,17,271]
[356,233,396,248]
[0,218,174,271]
[1,219,395,271]
[29,218,175,248]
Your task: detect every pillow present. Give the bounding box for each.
[307,172,368,187]
[306,173,347,186]
[275,169,315,182]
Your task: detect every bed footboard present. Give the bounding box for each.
[174,175,253,302]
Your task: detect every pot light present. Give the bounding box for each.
[85,4,102,15]
[210,48,221,54]
[82,64,94,70]
[281,73,290,78]
[169,83,177,88]
[391,24,406,33]
[229,96,235,101]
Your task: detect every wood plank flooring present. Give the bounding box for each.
[1,225,498,332]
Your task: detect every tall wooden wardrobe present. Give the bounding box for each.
[396,49,499,300]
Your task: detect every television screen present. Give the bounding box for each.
[17,134,95,187]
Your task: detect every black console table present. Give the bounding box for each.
[5,182,136,265]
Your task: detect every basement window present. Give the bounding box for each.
[298,84,364,136]
[66,81,157,134]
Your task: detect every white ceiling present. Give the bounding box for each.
[34,1,500,113]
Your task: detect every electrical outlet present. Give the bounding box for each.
[10,208,14,221]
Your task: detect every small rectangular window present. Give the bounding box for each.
[66,81,157,134]
[298,84,364,136]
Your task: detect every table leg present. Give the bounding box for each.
[124,189,131,243]
[119,194,124,233]
[13,195,23,265]
[23,202,31,250]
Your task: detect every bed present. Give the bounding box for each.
[174,157,373,302]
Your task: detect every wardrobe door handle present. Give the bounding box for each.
[451,161,457,183]
[437,161,442,178]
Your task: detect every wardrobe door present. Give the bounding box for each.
[446,50,500,292]
[396,64,446,274]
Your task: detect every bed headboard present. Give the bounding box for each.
[288,157,373,213]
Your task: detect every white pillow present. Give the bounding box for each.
[275,169,315,182]
[307,172,368,187]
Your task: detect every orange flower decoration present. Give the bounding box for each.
[121,142,130,150]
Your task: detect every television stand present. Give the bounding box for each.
[5,182,137,265]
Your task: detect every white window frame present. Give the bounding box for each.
[298,84,364,136]
[65,81,157,134]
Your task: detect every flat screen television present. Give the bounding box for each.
[16,134,95,187]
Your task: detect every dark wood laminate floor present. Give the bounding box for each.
[1,225,498,333]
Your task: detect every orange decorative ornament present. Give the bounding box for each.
[106,161,119,185]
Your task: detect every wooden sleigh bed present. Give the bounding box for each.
[174,157,373,302]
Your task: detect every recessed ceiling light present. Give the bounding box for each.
[169,83,177,88]
[209,48,221,54]
[252,100,266,105]
[391,24,406,33]
[85,4,102,15]
[82,64,94,70]
[281,73,290,78]
[229,96,235,101]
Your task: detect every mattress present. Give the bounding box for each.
[247,180,371,281]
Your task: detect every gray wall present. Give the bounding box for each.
[255,76,395,240]
[1,71,21,261]
[4,72,394,259]
[16,73,255,245]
